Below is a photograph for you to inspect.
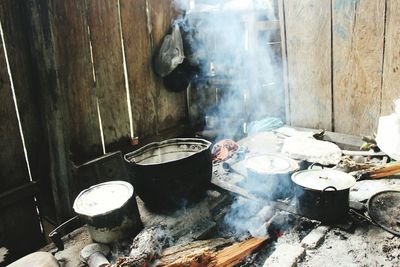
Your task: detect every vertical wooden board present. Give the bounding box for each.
[149,0,187,131]
[0,41,30,194]
[0,0,56,219]
[381,0,400,116]
[284,0,332,130]
[49,0,102,163]
[332,0,385,135]
[120,0,157,138]
[87,0,131,149]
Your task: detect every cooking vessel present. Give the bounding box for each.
[367,190,400,236]
[291,169,356,222]
[124,138,212,209]
[49,181,142,250]
[244,154,299,200]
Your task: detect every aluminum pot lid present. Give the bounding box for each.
[291,169,356,191]
[73,181,133,217]
[245,153,299,174]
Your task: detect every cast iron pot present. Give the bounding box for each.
[49,181,143,250]
[291,169,356,222]
[244,154,299,200]
[124,138,212,209]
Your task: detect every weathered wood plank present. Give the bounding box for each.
[0,0,56,220]
[332,0,385,135]
[22,0,72,221]
[149,0,187,131]
[120,0,157,139]
[87,0,131,150]
[49,0,102,163]
[0,3,44,256]
[381,0,400,116]
[0,28,30,193]
[284,0,332,130]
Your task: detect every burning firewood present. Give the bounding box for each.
[112,226,171,267]
[157,238,231,267]
[156,237,267,267]
[211,237,268,267]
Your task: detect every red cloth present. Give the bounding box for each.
[212,139,239,163]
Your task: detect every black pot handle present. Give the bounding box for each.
[48,215,79,253]
[308,162,326,170]
[323,186,337,192]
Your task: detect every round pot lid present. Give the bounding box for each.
[245,153,299,174]
[73,181,134,217]
[291,169,356,191]
[368,190,400,236]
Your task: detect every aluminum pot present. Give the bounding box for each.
[291,169,356,222]
[244,154,299,200]
[124,138,212,209]
[49,181,143,250]
[72,181,143,243]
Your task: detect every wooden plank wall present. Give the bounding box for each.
[28,0,187,219]
[44,0,187,166]
[280,0,400,136]
[0,1,45,262]
[284,0,332,130]
[381,0,400,116]
[332,0,385,135]
[0,0,188,230]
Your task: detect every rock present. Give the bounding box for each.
[301,226,331,249]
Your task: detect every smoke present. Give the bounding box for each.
[171,0,283,237]
[173,0,283,138]
[224,197,274,237]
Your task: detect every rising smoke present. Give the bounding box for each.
[171,0,283,236]
[173,0,283,138]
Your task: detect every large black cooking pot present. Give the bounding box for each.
[124,138,212,209]
[291,169,356,222]
[244,154,299,200]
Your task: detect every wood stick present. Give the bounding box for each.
[370,162,400,175]
[213,237,268,267]
[370,169,400,179]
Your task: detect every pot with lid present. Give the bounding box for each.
[49,181,143,250]
[73,181,143,244]
[291,169,356,222]
[244,153,299,200]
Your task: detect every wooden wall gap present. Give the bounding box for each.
[96,98,106,154]
[84,1,105,155]
[379,0,388,116]
[117,0,134,140]
[330,0,335,132]
[278,0,290,125]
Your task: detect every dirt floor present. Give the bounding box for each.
[299,225,399,267]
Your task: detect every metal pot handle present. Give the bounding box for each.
[308,162,326,170]
[323,186,337,192]
[48,215,80,253]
